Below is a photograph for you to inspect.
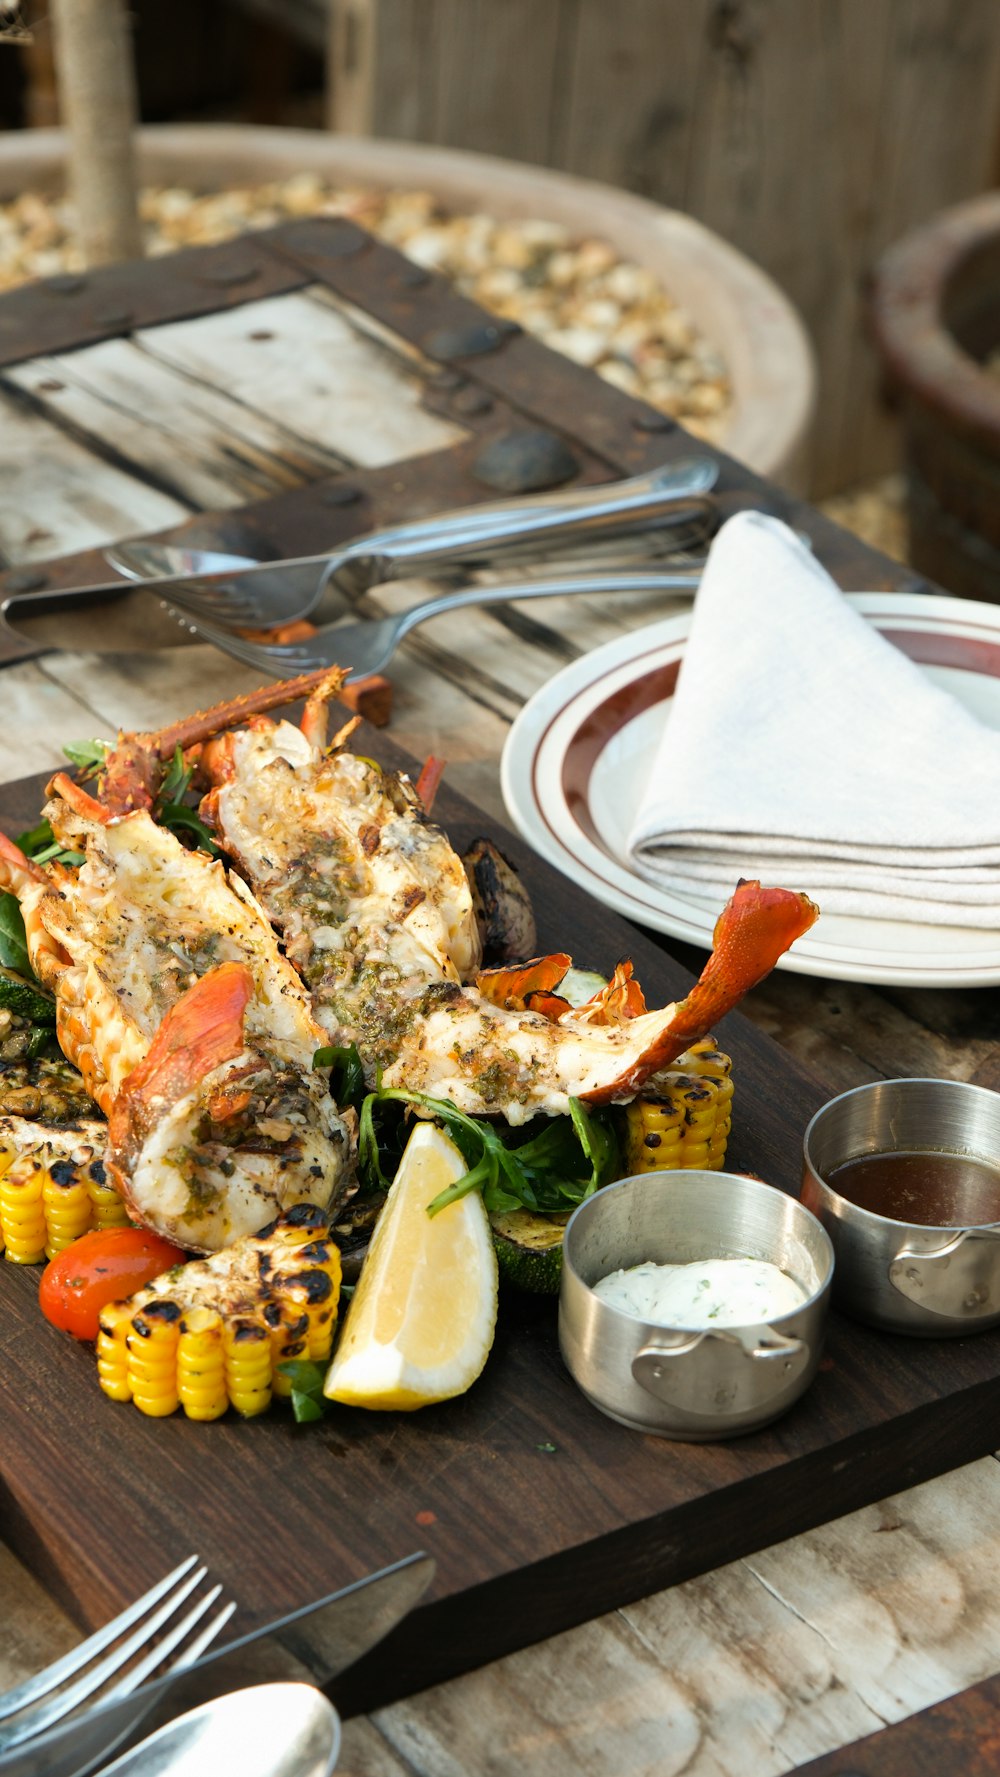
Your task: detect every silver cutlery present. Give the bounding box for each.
[0,1557,233,1757]
[165,564,704,677]
[0,1551,432,1777]
[95,1683,339,1777]
[94,457,719,631]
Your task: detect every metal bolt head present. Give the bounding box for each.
[45,274,85,296]
[473,426,579,493]
[198,259,261,289]
[423,322,517,362]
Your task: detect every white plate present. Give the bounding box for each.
[501,592,1000,987]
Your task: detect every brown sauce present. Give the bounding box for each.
[827,1150,1000,1227]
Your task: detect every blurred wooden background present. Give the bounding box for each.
[326,0,1000,495]
[5,0,1000,494]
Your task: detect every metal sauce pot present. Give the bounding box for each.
[559,1171,833,1440]
[801,1077,1000,1336]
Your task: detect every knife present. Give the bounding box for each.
[0,1552,434,1777]
[0,457,720,641]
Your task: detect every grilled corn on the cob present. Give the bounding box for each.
[97,1204,342,1420]
[0,1054,126,1261]
[623,1038,733,1175]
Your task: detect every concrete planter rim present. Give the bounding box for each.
[870,189,1000,454]
[0,123,817,489]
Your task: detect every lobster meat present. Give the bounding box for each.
[0,766,354,1252]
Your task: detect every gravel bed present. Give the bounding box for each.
[820,474,907,564]
[0,172,732,440]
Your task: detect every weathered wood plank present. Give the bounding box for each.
[0,658,144,781]
[131,289,468,470]
[6,336,351,510]
[555,0,708,204]
[351,0,565,164]
[0,389,187,566]
[36,645,282,737]
[430,0,565,165]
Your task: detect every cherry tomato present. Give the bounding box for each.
[39,1228,188,1342]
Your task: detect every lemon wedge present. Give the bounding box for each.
[324,1120,498,1410]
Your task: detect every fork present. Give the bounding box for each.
[165,565,703,678]
[97,456,718,632]
[0,1551,432,1777]
[0,1555,233,1761]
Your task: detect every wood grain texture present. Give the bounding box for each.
[0,387,187,566]
[790,1671,1000,1776]
[6,334,349,511]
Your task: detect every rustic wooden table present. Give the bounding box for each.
[0,223,998,1776]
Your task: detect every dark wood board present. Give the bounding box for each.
[1,751,1000,1719]
[790,1673,1000,1776]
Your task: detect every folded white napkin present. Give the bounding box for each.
[627,511,1000,927]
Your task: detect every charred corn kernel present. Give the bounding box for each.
[127,1301,181,1418]
[272,1236,343,1364]
[85,1159,129,1230]
[678,1037,732,1081]
[0,1144,128,1262]
[264,1302,311,1396]
[98,1208,342,1422]
[177,1308,228,1422]
[224,1320,272,1418]
[625,1043,733,1176]
[97,1302,133,1403]
[270,1204,330,1248]
[0,1157,47,1262]
[42,1160,93,1257]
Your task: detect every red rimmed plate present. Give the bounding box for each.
[500,592,1000,986]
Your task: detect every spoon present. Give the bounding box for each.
[96,1683,339,1777]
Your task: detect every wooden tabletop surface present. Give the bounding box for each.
[0,238,998,1775]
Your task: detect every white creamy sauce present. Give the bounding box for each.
[593,1256,807,1328]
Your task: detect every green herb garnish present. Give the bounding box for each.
[359,1084,619,1218]
[62,738,110,775]
[150,748,218,854]
[0,892,31,977]
[277,1358,327,1424]
[313,1042,366,1106]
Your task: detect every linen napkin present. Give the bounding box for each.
[627,511,1000,927]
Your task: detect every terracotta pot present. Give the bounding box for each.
[0,123,816,492]
[870,192,1000,602]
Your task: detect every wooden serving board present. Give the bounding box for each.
[1,748,999,1722]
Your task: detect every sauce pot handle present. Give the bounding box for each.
[889,1225,1000,1317]
[631,1326,809,1414]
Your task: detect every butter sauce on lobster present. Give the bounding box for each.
[0,743,354,1251]
[119,667,817,1124]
